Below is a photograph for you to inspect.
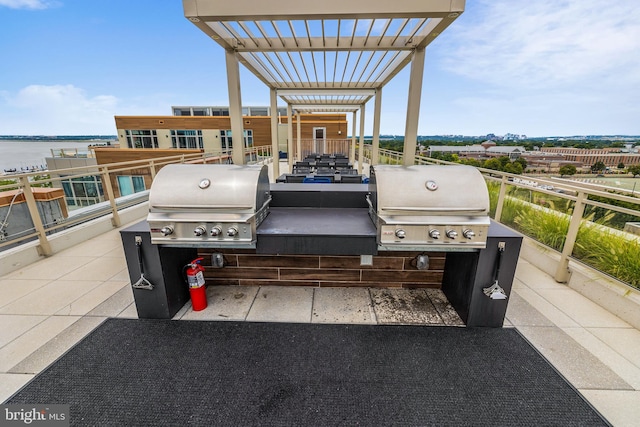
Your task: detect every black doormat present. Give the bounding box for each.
[6,319,608,426]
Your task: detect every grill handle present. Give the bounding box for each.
[152,195,272,212]
[151,205,254,210]
[380,207,487,213]
[365,194,374,210]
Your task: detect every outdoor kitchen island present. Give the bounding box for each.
[122,164,522,326]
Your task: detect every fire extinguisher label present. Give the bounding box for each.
[196,271,205,286]
[188,271,206,288]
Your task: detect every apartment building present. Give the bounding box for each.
[540,147,640,168]
[114,106,348,155]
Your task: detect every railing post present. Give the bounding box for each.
[149,160,156,180]
[101,167,121,227]
[554,191,587,283]
[494,175,508,222]
[19,176,53,256]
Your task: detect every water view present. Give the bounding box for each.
[0,138,114,173]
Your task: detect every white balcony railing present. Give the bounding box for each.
[2,144,639,292]
[360,145,640,291]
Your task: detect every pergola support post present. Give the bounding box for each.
[287,104,294,172]
[225,49,245,165]
[296,112,302,160]
[372,88,382,166]
[358,103,366,174]
[270,88,280,180]
[350,111,357,164]
[403,47,426,166]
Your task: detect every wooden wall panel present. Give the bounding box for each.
[198,249,445,289]
[114,114,348,147]
[93,148,201,198]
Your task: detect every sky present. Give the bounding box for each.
[0,0,638,137]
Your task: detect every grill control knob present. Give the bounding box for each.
[160,226,174,236]
[395,229,406,239]
[429,229,441,239]
[194,226,207,237]
[210,226,222,237]
[227,227,239,237]
[446,229,458,239]
[462,229,476,239]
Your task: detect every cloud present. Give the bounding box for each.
[0,0,58,9]
[1,84,119,134]
[442,0,640,89]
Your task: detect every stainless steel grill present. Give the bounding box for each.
[147,164,270,248]
[368,165,490,251]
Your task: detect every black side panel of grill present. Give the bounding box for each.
[121,221,196,319]
[442,221,522,327]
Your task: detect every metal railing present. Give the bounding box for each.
[0,151,233,254]
[245,145,273,164]
[360,145,640,290]
[4,144,639,290]
[293,139,353,160]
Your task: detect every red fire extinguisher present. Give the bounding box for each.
[185,257,207,311]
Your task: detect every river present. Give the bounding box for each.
[0,139,113,173]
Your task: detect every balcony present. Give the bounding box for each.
[1,150,639,426]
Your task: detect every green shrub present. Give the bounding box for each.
[575,225,640,288]
[487,181,640,289]
[513,201,570,251]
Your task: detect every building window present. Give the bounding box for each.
[220,129,253,151]
[250,107,268,116]
[192,108,208,116]
[125,130,158,149]
[211,108,229,116]
[170,130,203,149]
[117,175,146,197]
[173,108,191,116]
[60,175,104,209]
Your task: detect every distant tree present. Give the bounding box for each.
[617,162,625,170]
[0,178,18,190]
[559,165,577,177]
[31,174,52,188]
[483,158,502,170]
[497,156,510,168]
[460,158,483,168]
[514,157,528,170]
[503,162,523,174]
[591,161,606,174]
[628,165,640,178]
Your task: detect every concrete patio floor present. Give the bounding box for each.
[1,221,639,426]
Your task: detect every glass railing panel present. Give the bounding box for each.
[367,147,640,290]
[487,181,572,253]
[573,193,640,288]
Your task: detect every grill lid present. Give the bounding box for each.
[369,165,489,218]
[368,165,490,250]
[148,164,270,214]
[147,164,270,248]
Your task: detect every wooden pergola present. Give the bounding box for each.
[182,0,465,176]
